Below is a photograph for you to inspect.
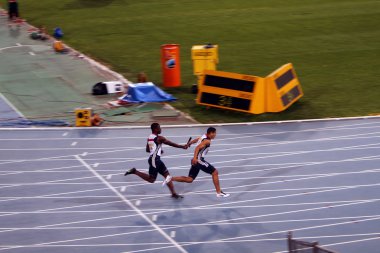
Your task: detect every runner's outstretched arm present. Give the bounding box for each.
[158,136,188,149]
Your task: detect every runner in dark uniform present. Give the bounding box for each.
[165,127,230,198]
[124,123,188,199]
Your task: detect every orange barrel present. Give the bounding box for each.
[161,44,181,87]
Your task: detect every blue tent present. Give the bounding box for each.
[120,82,176,103]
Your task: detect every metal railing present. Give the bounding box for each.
[288,232,339,253]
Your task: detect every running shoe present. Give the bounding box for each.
[171,193,184,199]
[216,191,230,198]
[124,168,136,176]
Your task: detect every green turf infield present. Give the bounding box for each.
[15,0,380,123]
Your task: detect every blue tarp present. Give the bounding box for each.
[120,82,176,103]
[0,119,70,127]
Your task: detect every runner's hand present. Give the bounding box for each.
[191,158,198,165]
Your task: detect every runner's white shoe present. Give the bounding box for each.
[216,191,230,198]
[162,175,172,186]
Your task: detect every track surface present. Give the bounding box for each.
[0,118,380,253]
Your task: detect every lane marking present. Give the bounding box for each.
[0,216,379,230]
[118,215,380,253]
[75,155,187,253]
[1,169,378,188]
[1,153,380,176]
[1,137,379,179]
[0,115,379,131]
[1,232,380,248]
[1,198,378,214]
[0,93,25,118]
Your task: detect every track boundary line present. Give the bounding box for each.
[74,155,188,253]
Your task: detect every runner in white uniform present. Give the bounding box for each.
[124,123,189,199]
[165,127,230,198]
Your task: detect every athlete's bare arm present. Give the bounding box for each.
[188,137,200,147]
[192,139,210,165]
[146,142,150,153]
[158,136,188,149]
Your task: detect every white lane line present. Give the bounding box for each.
[0,196,121,199]
[62,132,68,137]
[216,128,380,144]
[322,236,380,248]
[0,127,378,173]
[93,163,99,168]
[1,198,377,214]
[208,200,380,226]
[4,154,376,192]
[0,147,135,151]
[9,139,380,177]
[2,134,377,179]
[2,168,378,188]
[197,184,380,212]
[1,216,379,230]
[0,185,111,206]
[0,116,380,140]
[1,128,380,153]
[194,155,380,180]
[126,182,380,203]
[84,168,380,193]
[74,155,187,253]
[120,215,380,253]
[1,152,379,180]
[0,195,375,241]
[1,153,379,177]
[216,132,380,147]
[0,174,109,189]
[1,232,379,248]
[28,51,35,56]
[0,93,25,118]
[82,152,88,157]
[1,182,379,201]
[0,183,376,201]
[0,146,141,166]
[170,231,176,238]
[105,169,380,185]
[0,225,162,252]
[3,185,377,235]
